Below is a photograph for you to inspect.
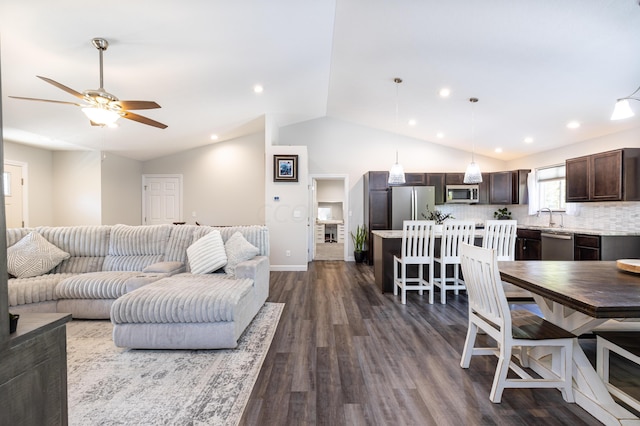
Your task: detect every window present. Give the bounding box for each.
[537,165,565,211]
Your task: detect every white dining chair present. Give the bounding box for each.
[433,220,475,304]
[482,220,532,302]
[393,220,436,304]
[459,243,576,403]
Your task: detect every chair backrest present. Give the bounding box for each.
[400,220,436,261]
[440,220,476,259]
[482,220,517,261]
[459,243,511,336]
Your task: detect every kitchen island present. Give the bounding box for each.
[372,229,484,293]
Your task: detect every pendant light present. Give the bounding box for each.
[611,84,640,120]
[388,78,406,185]
[463,97,483,184]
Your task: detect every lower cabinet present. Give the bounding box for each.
[574,234,600,260]
[515,229,541,260]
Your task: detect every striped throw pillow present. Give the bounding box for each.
[187,230,227,274]
[7,232,70,278]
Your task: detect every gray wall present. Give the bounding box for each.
[101,152,143,225]
[142,131,265,226]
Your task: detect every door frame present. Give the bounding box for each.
[308,174,349,262]
[141,174,184,225]
[4,160,29,228]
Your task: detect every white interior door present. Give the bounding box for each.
[4,162,26,228]
[142,175,183,225]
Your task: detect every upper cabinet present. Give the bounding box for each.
[489,169,530,205]
[426,173,445,205]
[566,149,640,202]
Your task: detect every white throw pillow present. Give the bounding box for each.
[7,232,70,278]
[187,230,227,274]
[224,232,260,277]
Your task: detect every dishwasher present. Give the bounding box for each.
[541,231,574,260]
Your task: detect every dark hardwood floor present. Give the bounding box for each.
[240,261,604,425]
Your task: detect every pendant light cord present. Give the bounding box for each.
[470,97,478,162]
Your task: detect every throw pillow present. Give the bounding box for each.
[224,232,259,277]
[7,232,71,278]
[187,230,227,274]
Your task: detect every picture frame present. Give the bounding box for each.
[273,155,298,182]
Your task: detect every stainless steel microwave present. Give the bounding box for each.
[446,185,479,204]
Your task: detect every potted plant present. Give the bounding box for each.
[351,224,368,263]
[9,313,19,334]
[494,207,512,220]
[422,209,454,231]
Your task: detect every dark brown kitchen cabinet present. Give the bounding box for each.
[574,234,600,260]
[426,173,445,205]
[445,173,465,185]
[364,171,390,264]
[477,173,491,204]
[490,170,530,205]
[490,171,512,204]
[566,148,640,202]
[404,173,427,185]
[515,228,541,260]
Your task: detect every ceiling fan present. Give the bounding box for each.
[10,38,167,129]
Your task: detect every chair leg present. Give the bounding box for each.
[440,262,447,304]
[401,264,407,305]
[428,263,434,304]
[393,259,399,296]
[489,345,512,403]
[460,322,478,368]
[418,263,424,296]
[454,265,460,295]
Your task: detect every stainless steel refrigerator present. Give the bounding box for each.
[391,186,436,230]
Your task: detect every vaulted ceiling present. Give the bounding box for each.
[1,0,640,161]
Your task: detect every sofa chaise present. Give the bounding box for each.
[6,223,269,349]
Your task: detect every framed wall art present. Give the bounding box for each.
[273,155,298,182]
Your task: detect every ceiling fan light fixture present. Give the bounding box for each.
[82,107,121,126]
[611,99,635,120]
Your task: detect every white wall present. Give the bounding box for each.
[142,132,265,226]
[317,179,344,201]
[101,152,143,225]
[3,141,54,226]
[52,151,102,226]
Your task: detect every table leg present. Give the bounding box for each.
[529,295,640,426]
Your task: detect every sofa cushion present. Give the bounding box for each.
[224,232,260,277]
[187,230,227,274]
[110,274,254,324]
[37,226,111,274]
[7,232,71,278]
[103,224,171,271]
[7,273,76,306]
[55,271,164,300]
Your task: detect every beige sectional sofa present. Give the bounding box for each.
[6,224,270,349]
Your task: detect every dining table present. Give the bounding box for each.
[499,260,640,426]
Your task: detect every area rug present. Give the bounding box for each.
[66,302,284,426]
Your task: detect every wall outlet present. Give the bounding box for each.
[285,250,291,257]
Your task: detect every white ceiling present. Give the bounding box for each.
[1,0,640,161]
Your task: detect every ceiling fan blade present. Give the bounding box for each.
[37,75,85,100]
[9,96,82,107]
[122,111,168,129]
[118,100,161,110]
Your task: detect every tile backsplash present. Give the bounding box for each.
[435,202,640,232]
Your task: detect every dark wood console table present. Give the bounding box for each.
[0,313,72,425]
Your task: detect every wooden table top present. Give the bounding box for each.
[498,261,640,319]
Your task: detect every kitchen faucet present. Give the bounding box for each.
[538,207,555,227]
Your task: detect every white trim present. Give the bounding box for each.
[4,160,29,227]
[141,174,184,225]
[308,173,350,262]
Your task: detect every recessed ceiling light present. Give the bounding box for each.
[436,132,444,139]
[408,119,417,126]
[495,147,503,153]
[253,84,264,94]
[439,87,451,98]
[210,134,219,141]
[567,121,580,129]
[524,137,534,143]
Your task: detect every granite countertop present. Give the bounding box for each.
[516,225,640,237]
